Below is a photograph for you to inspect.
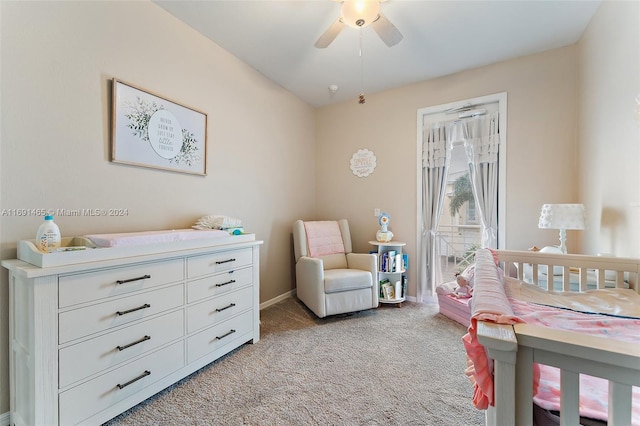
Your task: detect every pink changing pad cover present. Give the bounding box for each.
[85,229,230,248]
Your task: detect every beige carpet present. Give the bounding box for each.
[105,297,484,425]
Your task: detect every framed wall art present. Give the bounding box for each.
[111,78,207,175]
[350,148,376,177]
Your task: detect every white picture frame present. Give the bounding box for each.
[111,78,207,175]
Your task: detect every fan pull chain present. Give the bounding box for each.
[359,29,366,104]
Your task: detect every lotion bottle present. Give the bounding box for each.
[36,215,61,253]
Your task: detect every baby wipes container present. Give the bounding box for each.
[36,215,61,253]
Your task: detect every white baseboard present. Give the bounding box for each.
[259,289,296,310]
[0,411,10,426]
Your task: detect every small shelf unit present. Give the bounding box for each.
[369,240,407,307]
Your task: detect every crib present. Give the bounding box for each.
[471,249,640,426]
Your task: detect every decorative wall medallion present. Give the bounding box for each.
[350,149,377,177]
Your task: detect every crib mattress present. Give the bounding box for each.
[438,293,472,327]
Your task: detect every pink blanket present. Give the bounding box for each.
[461,249,523,409]
[303,221,345,258]
[509,298,640,424]
[463,249,640,424]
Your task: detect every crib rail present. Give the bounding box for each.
[477,250,640,426]
[496,250,639,293]
[476,322,518,426]
[478,321,640,426]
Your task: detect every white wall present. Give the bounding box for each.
[0,1,316,414]
[577,0,640,257]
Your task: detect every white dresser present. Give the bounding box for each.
[2,237,262,425]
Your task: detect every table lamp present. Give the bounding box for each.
[538,204,585,253]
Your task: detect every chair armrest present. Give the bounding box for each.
[297,256,324,282]
[296,256,326,317]
[346,253,377,274]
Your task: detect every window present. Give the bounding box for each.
[416,92,507,299]
[467,198,477,223]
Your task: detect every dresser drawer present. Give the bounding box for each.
[59,259,184,308]
[187,310,253,364]
[187,248,252,279]
[187,286,253,333]
[59,341,184,426]
[59,309,184,388]
[187,266,253,303]
[59,284,183,344]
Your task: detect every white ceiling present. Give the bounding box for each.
[153,0,601,107]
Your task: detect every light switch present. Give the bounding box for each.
[374,208,380,217]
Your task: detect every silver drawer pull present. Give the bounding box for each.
[215,303,236,313]
[215,329,236,340]
[116,303,151,316]
[116,274,151,285]
[215,258,236,265]
[215,279,236,288]
[116,370,151,389]
[116,335,151,351]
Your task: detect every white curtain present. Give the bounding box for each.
[420,121,451,299]
[419,111,500,298]
[463,112,500,248]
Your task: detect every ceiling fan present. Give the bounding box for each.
[314,0,403,48]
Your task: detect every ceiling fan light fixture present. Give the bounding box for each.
[341,0,380,29]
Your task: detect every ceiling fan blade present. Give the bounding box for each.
[314,18,345,48]
[371,12,403,47]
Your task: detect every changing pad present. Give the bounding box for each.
[85,229,230,248]
[18,230,256,268]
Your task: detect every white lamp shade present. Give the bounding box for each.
[538,204,586,230]
[341,0,380,28]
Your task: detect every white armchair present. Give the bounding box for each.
[293,219,378,318]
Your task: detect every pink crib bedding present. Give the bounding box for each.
[462,249,522,409]
[505,284,640,424]
[464,257,640,424]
